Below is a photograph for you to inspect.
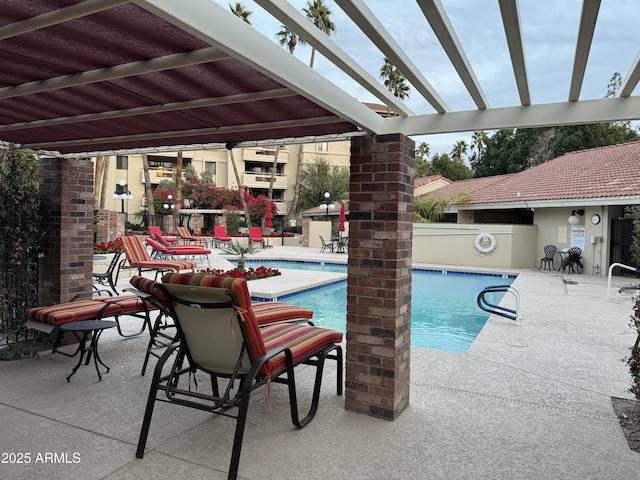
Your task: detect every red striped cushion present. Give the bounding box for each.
[130,276,170,302]
[251,302,313,325]
[27,299,124,326]
[260,323,343,375]
[137,259,196,270]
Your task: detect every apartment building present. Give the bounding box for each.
[97,140,350,222]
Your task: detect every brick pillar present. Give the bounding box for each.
[39,157,94,305]
[95,209,124,244]
[345,133,415,420]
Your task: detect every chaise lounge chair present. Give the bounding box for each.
[213,225,232,248]
[249,226,265,248]
[133,273,342,480]
[120,235,196,279]
[176,226,210,247]
[145,237,212,267]
[147,225,179,246]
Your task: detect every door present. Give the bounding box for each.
[610,217,634,275]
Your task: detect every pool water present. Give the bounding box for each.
[243,260,515,353]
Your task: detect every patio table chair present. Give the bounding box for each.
[319,235,336,253]
[134,273,342,480]
[540,245,557,271]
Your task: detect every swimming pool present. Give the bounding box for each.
[242,260,516,353]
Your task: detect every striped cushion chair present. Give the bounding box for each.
[134,273,342,480]
[120,235,195,279]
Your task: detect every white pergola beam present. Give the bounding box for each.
[382,96,640,136]
[416,0,489,110]
[568,0,601,101]
[135,0,384,134]
[335,0,449,113]
[0,47,229,100]
[255,0,413,116]
[621,51,640,97]
[498,0,530,106]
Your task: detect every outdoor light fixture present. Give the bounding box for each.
[163,194,175,212]
[112,179,133,214]
[319,191,334,222]
[568,209,584,225]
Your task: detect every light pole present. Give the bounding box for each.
[112,179,133,214]
[163,194,175,213]
[324,192,330,221]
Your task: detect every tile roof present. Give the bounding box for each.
[422,141,640,205]
[414,175,451,188]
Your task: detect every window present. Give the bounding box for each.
[205,161,216,175]
[316,142,329,152]
[116,155,128,169]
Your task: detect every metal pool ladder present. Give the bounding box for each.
[477,285,522,325]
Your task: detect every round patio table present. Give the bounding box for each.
[58,320,117,382]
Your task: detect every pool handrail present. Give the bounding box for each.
[606,263,639,295]
[477,285,522,325]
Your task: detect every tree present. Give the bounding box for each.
[141,154,155,226]
[303,0,335,68]
[297,158,349,213]
[470,131,488,157]
[380,57,410,113]
[175,150,183,227]
[229,2,252,24]
[450,140,468,162]
[276,25,302,54]
[430,153,473,181]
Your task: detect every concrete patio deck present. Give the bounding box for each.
[2,246,640,479]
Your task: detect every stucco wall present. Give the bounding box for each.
[412,223,538,269]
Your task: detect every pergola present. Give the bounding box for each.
[2,0,639,419]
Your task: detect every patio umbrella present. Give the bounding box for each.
[338,201,346,238]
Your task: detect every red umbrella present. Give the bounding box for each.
[338,201,346,234]
[264,202,274,228]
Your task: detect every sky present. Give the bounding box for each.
[214,0,640,158]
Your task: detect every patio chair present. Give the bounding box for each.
[128,274,315,375]
[214,225,232,248]
[249,226,265,248]
[134,273,342,480]
[93,249,125,294]
[176,226,210,246]
[147,225,179,246]
[319,235,336,253]
[145,237,212,267]
[560,247,584,274]
[120,235,196,279]
[540,245,557,271]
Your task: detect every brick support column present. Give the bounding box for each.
[345,133,415,420]
[39,157,94,305]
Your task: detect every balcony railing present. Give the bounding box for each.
[141,168,179,184]
[242,172,287,189]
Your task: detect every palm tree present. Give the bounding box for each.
[303,0,336,68]
[380,57,410,114]
[415,142,430,161]
[470,131,488,156]
[276,25,303,54]
[229,2,252,24]
[451,140,468,162]
[227,3,254,229]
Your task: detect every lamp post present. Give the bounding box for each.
[112,180,133,214]
[163,194,175,213]
[320,191,334,221]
